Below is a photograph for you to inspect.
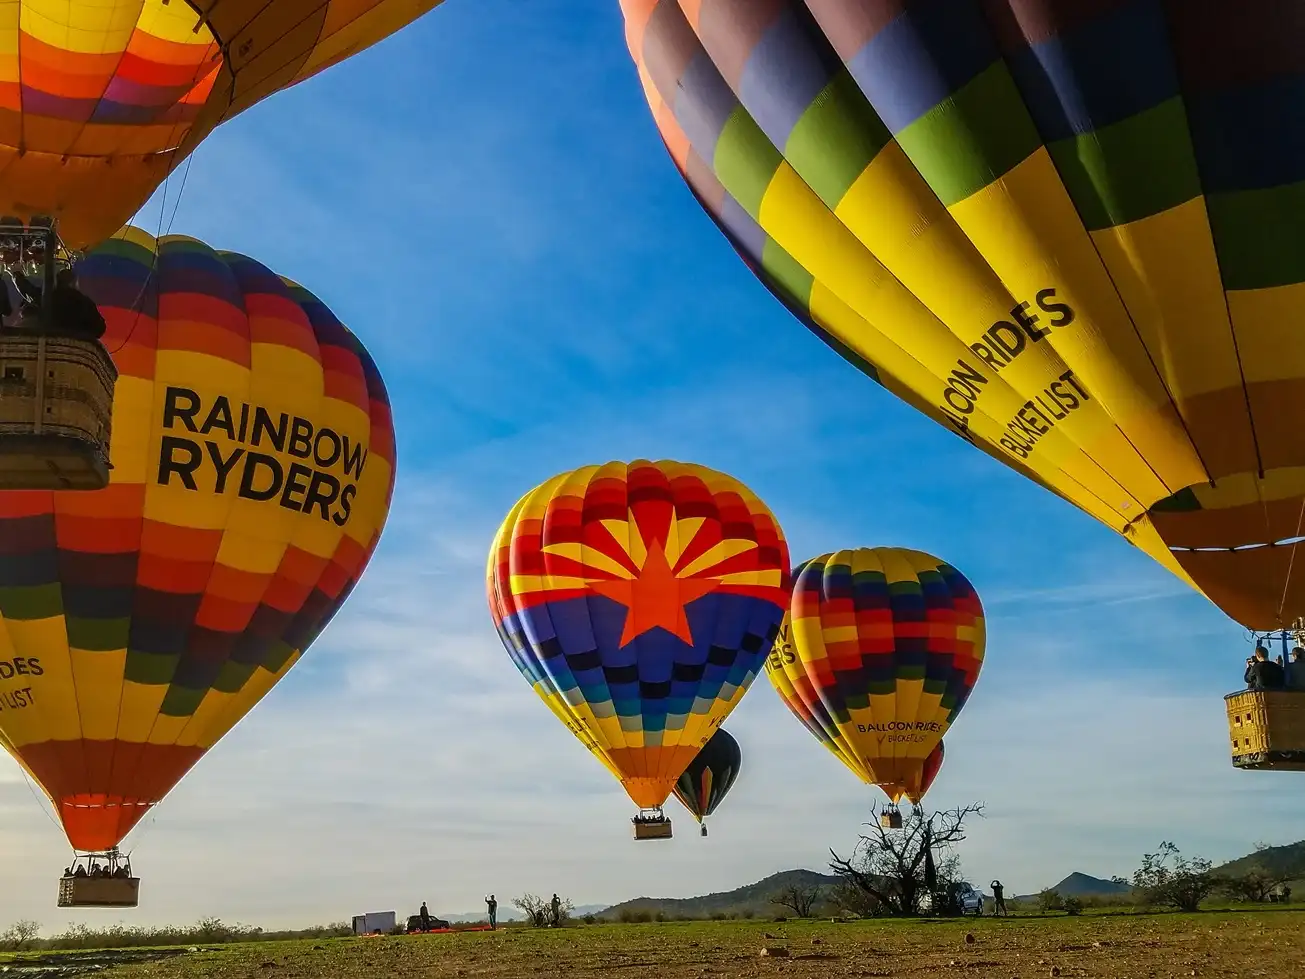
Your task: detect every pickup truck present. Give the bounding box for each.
[954,882,985,916]
[921,882,986,916]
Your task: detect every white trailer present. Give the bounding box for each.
[351,911,397,935]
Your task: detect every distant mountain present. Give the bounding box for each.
[1036,873,1133,899]
[1215,840,1305,881]
[598,870,841,920]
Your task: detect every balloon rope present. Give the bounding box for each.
[16,765,68,853]
[1275,494,1305,626]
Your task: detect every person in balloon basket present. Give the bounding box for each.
[1245,646,1286,691]
[10,267,106,341]
[1286,648,1305,691]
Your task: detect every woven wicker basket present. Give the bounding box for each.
[1225,689,1305,771]
[57,875,139,908]
[0,331,117,490]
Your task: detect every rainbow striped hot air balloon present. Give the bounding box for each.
[765,548,983,810]
[0,227,395,900]
[488,460,789,839]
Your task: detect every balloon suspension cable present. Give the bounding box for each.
[1275,494,1305,628]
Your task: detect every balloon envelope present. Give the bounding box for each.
[893,739,944,807]
[672,726,741,822]
[766,548,983,800]
[488,460,789,810]
[1,0,446,247]
[0,226,396,850]
[619,1,1305,631]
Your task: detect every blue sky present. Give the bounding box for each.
[0,0,1299,930]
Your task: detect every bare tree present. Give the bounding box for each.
[771,882,822,918]
[512,893,548,928]
[1,920,40,950]
[512,893,574,928]
[828,880,884,918]
[828,802,984,917]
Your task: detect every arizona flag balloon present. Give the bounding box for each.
[766,548,983,802]
[488,461,789,813]
[0,227,396,852]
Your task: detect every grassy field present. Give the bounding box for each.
[4,911,1304,979]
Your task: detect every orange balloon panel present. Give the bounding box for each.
[0,226,396,850]
[0,0,446,247]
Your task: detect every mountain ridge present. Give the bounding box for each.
[435,840,1305,921]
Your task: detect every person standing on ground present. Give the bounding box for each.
[990,880,1007,916]
[485,894,497,929]
[550,893,561,927]
[419,901,431,931]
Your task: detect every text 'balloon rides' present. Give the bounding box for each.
[672,726,740,835]
[0,226,396,854]
[765,548,983,804]
[1,0,447,247]
[488,460,789,834]
[619,1,1305,631]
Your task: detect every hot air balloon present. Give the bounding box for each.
[0,226,396,907]
[672,727,741,837]
[765,548,983,827]
[0,0,443,489]
[0,0,448,249]
[488,460,789,840]
[618,3,1305,637]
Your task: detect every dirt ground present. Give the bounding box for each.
[6,911,1304,979]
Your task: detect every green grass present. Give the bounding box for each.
[4,911,1302,978]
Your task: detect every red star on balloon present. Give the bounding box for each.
[589,540,720,647]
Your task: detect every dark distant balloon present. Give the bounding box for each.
[673,728,741,830]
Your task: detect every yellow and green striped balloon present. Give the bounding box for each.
[620,1,1305,632]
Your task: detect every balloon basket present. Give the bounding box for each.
[700,825,708,838]
[58,849,138,908]
[0,332,116,490]
[1226,689,1305,771]
[632,810,672,840]
[880,809,903,830]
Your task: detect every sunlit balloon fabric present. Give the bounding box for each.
[893,739,944,807]
[619,1,1305,631]
[672,726,740,823]
[488,461,789,811]
[0,226,396,851]
[0,0,446,247]
[766,548,983,797]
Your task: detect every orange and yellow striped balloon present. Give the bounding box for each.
[0,227,396,851]
[0,0,446,247]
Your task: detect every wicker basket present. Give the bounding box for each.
[0,331,117,490]
[57,875,140,908]
[1224,689,1305,771]
[632,818,673,841]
